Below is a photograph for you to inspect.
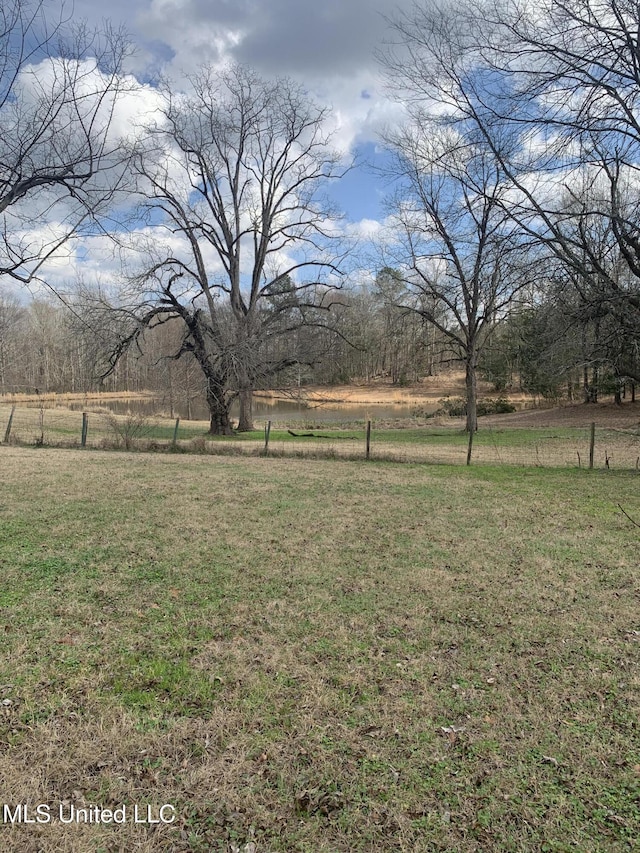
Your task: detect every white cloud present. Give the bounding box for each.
[74,0,413,152]
[4,0,425,296]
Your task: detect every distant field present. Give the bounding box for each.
[0,447,638,852]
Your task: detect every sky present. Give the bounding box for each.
[83,0,410,219]
[0,0,419,297]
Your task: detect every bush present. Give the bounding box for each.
[107,412,153,450]
[476,397,517,416]
[437,397,467,417]
[434,396,516,418]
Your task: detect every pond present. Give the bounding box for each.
[68,393,436,425]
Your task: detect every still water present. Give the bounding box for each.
[69,394,431,424]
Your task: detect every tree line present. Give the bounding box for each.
[1,0,639,433]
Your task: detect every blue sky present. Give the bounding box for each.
[2,0,416,296]
[69,0,411,224]
[327,143,393,223]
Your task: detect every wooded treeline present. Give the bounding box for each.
[1,0,639,430]
[0,280,450,398]
[1,270,636,407]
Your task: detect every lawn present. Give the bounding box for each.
[0,447,639,851]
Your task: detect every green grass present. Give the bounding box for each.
[0,447,639,851]
[217,425,591,446]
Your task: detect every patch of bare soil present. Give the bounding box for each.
[481,401,640,429]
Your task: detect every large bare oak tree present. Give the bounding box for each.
[117,64,346,434]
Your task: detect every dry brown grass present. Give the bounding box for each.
[2,399,639,470]
[256,371,534,408]
[481,400,640,430]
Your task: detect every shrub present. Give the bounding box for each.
[434,396,516,418]
[107,412,153,450]
[437,396,467,417]
[476,397,517,416]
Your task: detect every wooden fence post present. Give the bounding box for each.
[81,412,88,448]
[264,420,271,454]
[3,405,16,443]
[589,422,595,469]
[366,420,371,460]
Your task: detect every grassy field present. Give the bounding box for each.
[0,447,639,852]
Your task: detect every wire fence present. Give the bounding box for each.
[1,402,639,469]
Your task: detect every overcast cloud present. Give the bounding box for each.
[6,0,412,293]
[75,0,407,76]
[71,0,411,143]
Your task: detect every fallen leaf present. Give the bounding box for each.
[361,725,383,738]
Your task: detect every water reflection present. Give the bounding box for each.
[68,394,434,424]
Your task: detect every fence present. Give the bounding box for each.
[1,402,639,469]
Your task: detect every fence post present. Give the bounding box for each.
[264,420,271,454]
[466,428,474,466]
[81,412,88,448]
[3,405,16,443]
[589,422,595,469]
[172,417,180,447]
[366,420,371,460]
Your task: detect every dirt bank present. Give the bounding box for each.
[255,372,533,408]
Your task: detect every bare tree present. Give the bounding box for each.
[0,0,131,288]
[115,64,346,434]
[0,293,26,391]
[478,0,640,328]
[380,117,533,441]
[382,0,640,348]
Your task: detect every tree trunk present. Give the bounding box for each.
[233,314,255,432]
[465,354,478,433]
[583,364,590,402]
[209,409,233,434]
[237,388,254,432]
[614,384,622,406]
[206,380,233,435]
